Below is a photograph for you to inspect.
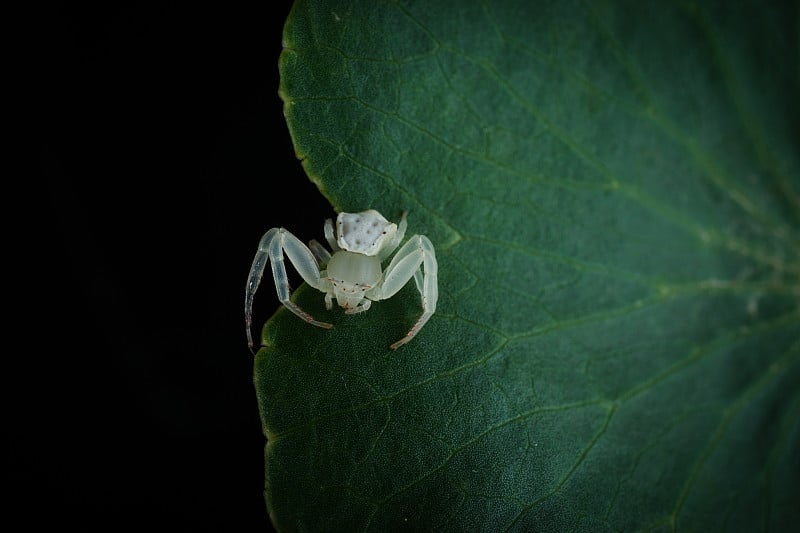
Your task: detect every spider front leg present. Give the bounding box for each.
[370,234,438,349]
[245,227,333,350]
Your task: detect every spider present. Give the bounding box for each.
[245,209,438,350]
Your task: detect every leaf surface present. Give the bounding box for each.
[256,1,800,530]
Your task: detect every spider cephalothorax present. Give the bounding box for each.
[245,210,437,350]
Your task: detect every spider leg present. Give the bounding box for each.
[324,218,340,252]
[245,228,333,350]
[309,239,331,266]
[378,210,408,261]
[370,234,437,349]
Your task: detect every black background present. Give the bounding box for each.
[20,2,327,530]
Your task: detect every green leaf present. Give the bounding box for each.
[255,0,800,530]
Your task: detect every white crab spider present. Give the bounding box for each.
[245,209,437,350]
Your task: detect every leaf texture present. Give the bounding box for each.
[255,1,800,530]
